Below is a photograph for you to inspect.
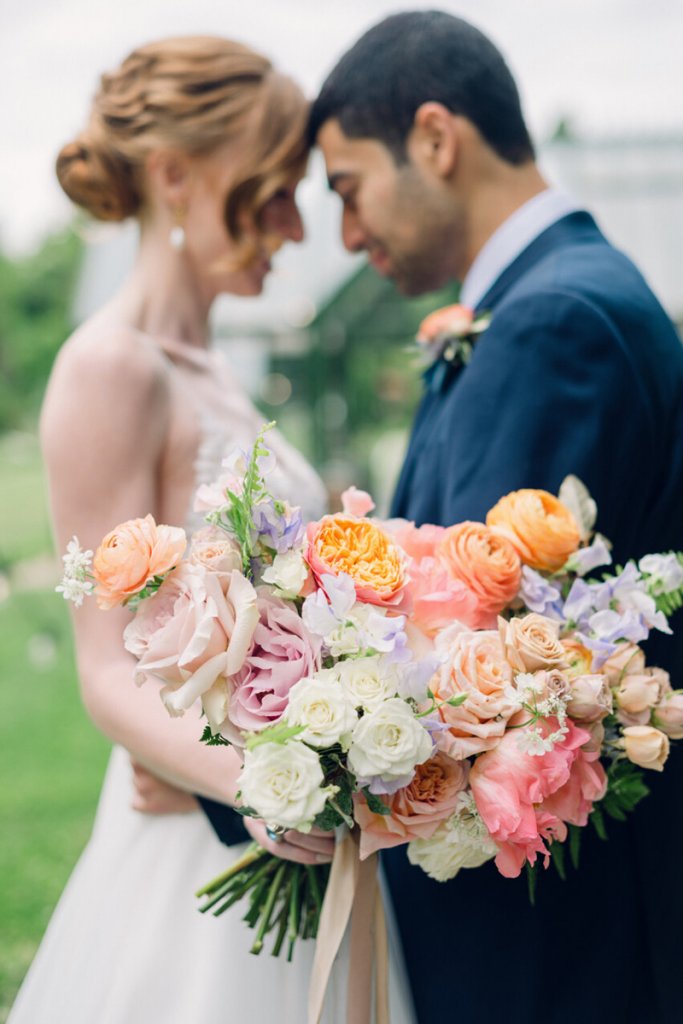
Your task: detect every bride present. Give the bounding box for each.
[8,36,414,1024]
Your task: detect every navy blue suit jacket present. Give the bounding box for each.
[387,212,683,1024]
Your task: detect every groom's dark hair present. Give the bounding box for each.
[309,10,534,165]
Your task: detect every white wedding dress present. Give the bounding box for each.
[8,339,416,1024]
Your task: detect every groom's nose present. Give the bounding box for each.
[341,208,367,253]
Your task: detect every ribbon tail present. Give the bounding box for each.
[308,830,358,1024]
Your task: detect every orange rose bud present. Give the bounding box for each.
[306,514,407,609]
[486,489,580,572]
[92,514,186,609]
[437,521,521,616]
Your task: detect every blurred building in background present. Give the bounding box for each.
[73,138,683,512]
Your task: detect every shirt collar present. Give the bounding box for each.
[460,188,580,311]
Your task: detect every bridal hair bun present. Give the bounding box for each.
[56,134,140,222]
[55,36,308,240]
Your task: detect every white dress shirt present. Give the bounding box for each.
[460,188,580,310]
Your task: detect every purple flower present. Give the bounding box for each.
[566,535,612,576]
[519,566,564,619]
[253,499,304,554]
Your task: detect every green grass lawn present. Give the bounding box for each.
[0,430,111,1020]
[0,589,110,1021]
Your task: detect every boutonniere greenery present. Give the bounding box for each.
[416,303,492,369]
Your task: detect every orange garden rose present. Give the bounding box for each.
[437,521,522,618]
[486,489,580,572]
[93,514,187,609]
[306,514,407,609]
[354,752,469,858]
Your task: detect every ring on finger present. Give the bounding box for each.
[265,823,286,844]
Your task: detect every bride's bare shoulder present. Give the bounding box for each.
[41,320,171,449]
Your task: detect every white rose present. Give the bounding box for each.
[285,673,358,749]
[407,792,498,881]
[239,741,333,830]
[261,549,309,598]
[336,657,399,712]
[347,698,432,783]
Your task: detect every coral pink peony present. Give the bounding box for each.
[469,719,601,877]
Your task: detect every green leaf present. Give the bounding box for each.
[244,722,305,751]
[590,805,608,841]
[313,803,345,832]
[362,787,391,816]
[569,824,582,871]
[551,841,566,881]
[200,725,231,746]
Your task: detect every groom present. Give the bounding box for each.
[310,10,683,1024]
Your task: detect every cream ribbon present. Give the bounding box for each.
[308,829,389,1024]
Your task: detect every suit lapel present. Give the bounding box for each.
[475,210,602,313]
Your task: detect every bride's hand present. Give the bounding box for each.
[130,759,200,814]
[243,817,335,865]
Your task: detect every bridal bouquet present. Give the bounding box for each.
[59,424,683,957]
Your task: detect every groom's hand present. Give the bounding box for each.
[244,818,335,864]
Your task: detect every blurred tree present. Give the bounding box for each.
[0,229,82,431]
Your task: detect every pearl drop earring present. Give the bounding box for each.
[170,224,185,251]
[169,208,186,251]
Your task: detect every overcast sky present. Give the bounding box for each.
[1,0,681,255]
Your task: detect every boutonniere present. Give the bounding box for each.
[416,303,492,370]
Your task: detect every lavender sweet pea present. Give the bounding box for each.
[252,498,304,554]
[519,566,565,619]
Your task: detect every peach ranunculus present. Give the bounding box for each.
[354,753,469,859]
[469,719,601,878]
[387,520,482,635]
[93,514,186,609]
[437,521,522,619]
[122,562,259,733]
[306,514,408,610]
[432,624,517,760]
[486,489,580,572]
[500,613,567,673]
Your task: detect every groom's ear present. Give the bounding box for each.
[408,103,459,179]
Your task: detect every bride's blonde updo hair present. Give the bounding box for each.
[56,36,308,254]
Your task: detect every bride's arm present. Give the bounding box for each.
[40,330,243,804]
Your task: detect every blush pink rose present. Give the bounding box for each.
[123,562,259,731]
[225,591,321,739]
[354,753,469,859]
[432,625,517,760]
[469,719,595,878]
